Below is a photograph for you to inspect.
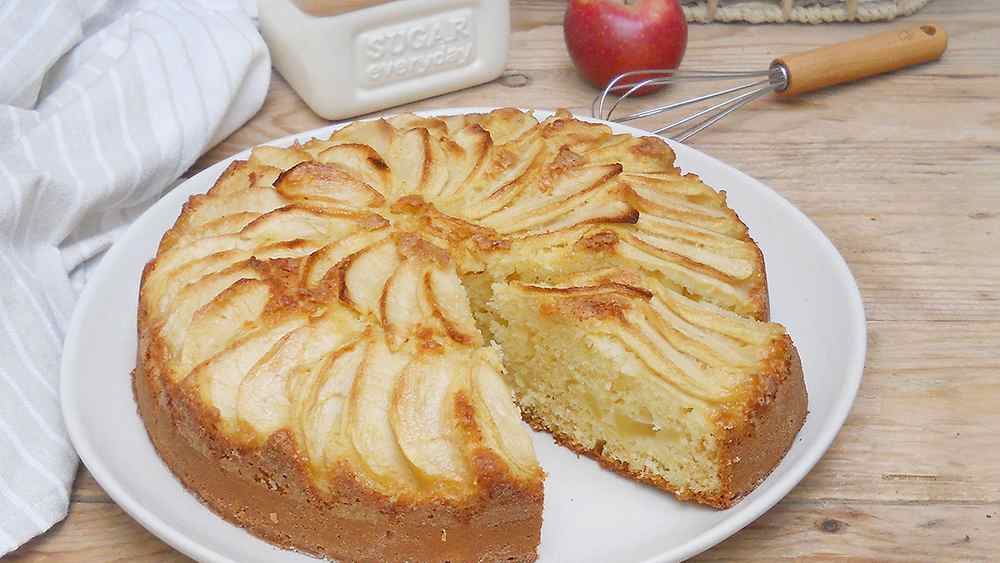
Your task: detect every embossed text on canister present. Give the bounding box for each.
[357,9,476,87]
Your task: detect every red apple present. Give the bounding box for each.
[564,0,688,95]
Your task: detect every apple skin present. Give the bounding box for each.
[564,0,688,95]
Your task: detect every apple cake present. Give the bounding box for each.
[135,108,806,562]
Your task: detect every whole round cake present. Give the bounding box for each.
[135,108,807,562]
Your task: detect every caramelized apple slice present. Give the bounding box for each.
[621,171,718,201]
[346,336,417,488]
[643,298,759,367]
[160,212,259,251]
[250,165,283,189]
[388,128,447,198]
[329,118,396,160]
[469,350,538,476]
[145,249,248,317]
[147,235,242,286]
[630,185,744,237]
[636,213,752,255]
[293,338,369,470]
[633,230,754,280]
[538,111,611,149]
[180,188,286,231]
[317,143,392,195]
[487,186,637,236]
[390,352,469,485]
[439,125,491,199]
[236,309,364,438]
[425,268,482,346]
[240,205,387,245]
[187,314,308,433]
[602,317,730,403]
[474,108,539,145]
[617,233,750,312]
[583,135,676,174]
[463,137,541,204]
[480,162,622,224]
[159,263,262,357]
[649,284,783,346]
[207,161,254,196]
[380,258,426,349]
[386,114,450,138]
[248,144,311,171]
[300,138,337,159]
[342,239,399,315]
[275,161,385,208]
[177,278,271,375]
[303,229,392,288]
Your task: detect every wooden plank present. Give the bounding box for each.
[814,217,1000,322]
[694,501,999,561]
[785,320,1000,503]
[13,497,996,561]
[70,466,107,504]
[7,503,189,562]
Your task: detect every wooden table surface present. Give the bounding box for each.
[11,1,999,561]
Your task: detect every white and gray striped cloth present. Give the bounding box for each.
[0,0,270,553]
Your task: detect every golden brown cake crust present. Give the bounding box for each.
[717,347,807,506]
[134,294,543,563]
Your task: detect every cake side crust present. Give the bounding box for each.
[717,346,808,505]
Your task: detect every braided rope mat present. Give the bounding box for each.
[681,0,932,23]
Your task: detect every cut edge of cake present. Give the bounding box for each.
[482,269,806,509]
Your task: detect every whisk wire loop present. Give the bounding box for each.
[658,85,775,142]
[610,77,772,123]
[593,65,787,143]
[592,69,771,119]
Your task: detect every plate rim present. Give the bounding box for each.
[61,107,866,563]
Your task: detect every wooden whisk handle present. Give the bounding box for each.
[773,24,948,97]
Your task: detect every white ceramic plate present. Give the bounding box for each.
[61,108,866,563]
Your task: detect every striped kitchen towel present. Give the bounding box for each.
[0,0,270,553]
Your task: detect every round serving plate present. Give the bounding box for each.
[61,108,866,563]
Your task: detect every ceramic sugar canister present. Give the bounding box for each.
[258,0,511,120]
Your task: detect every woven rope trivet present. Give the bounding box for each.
[681,0,932,23]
